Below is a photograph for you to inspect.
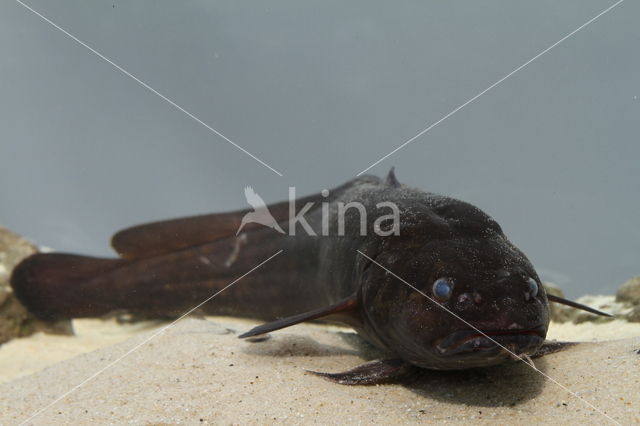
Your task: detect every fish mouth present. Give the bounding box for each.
[436,325,546,357]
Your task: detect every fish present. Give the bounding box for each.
[10,169,611,384]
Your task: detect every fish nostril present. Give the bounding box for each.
[456,292,483,309]
[456,293,474,310]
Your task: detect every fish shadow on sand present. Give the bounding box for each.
[241,333,363,358]
[339,331,548,407]
[333,331,547,407]
[243,330,546,407]
[400,360,548,408]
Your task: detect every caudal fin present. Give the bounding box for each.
[10,253,125,320]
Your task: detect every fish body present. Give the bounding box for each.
[11,171,608,384]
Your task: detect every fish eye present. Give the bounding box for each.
[527,277,539,298]
[432,278,453,302]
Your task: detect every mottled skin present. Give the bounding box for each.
[311,174,549,371]
[12,172,605,384]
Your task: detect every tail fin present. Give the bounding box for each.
[10,253,125,320]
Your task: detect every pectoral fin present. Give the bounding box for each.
[307,359,415,385]
[238,295,358,338]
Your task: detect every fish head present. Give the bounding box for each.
[358,234,549,370]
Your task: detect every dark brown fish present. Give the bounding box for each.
[10,170,610,384]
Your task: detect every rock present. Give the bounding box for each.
[0,227,37,277]
[615,276,640,306]
[0,227,72,344]
[626,306,640,323]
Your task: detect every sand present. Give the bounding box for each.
[0,319,164,383]
[1,317,639,425]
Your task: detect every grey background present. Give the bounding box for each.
[0,0,637,298]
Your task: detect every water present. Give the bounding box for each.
[1,1,638,298]
[0,4,639,425]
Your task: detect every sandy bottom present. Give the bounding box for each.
[0,318,639,425]
[0,318,164,384]
[2,317,638,385]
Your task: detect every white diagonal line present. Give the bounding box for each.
[356,250,621,426]
[14,0,284,177]
[356,0,626,176]
[18,249,284,426]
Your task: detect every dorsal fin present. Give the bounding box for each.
[238,295,358,338]
[385,167,400,188]
[111,195,317,259]
[111,180,362,259]
[111,206,286,259]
